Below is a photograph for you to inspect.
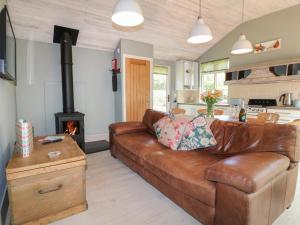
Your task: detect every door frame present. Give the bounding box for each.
[153,64,171,112]
[122,54,153,121]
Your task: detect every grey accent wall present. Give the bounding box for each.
[113,39,154,122]
[121,39,154,58]
[16,39,115,138]
[198,5,300,68]
[114,42,123,122]
[0,79,16,214]
[0,1,17,215]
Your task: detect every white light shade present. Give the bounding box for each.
[112,0,144,27]
[231,34,253,54]
[187,18,212,44]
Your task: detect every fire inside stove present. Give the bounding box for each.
[64,120,80,136]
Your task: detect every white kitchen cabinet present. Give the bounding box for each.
[267,108,300,124]
[176,60,199,90]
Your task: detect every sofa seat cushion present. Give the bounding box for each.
[115,132,169,163]
[144,150,224,207]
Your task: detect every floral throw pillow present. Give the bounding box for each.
[178,116,217,150]
[153,114,216,150]
[153,115,188,150]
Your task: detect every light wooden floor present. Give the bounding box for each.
[51,151,300,225]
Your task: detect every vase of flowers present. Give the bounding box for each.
[200,90,223,118]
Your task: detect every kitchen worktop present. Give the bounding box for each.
[177,102,300,110]
[266,106,300,111]
[177,102,230,107]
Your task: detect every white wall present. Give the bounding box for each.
[229,81,300,104]
[16,39,115,141]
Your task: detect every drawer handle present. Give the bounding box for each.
[38,184,63,194]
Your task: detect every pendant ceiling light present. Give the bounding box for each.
[231,0,253,54]
[187,0,212,44]
[112,0,144,27]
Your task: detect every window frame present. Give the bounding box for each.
[199,59,229,102]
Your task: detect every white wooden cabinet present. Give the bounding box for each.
[176,60,199,90]
[267,108,300,124]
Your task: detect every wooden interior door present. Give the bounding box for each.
[125,58,150,121]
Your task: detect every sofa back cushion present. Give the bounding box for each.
[142,109,167,135]
[207,120,300,162]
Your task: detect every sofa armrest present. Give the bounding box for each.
[205,152,290,193]
[109,122,147,136]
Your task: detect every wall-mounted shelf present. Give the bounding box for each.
[288,63,300,76]
[238,69,251,80]
[225,74,300,85]
[225,69,252,81]
[225,71,238,81]
[225,57,300,85]
[269,65,287,76]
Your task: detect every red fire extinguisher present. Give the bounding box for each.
[111,59,120,92]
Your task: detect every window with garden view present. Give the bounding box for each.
[200,59,229,103]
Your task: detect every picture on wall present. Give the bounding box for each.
[254,38,281,54]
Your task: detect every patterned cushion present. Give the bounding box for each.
[153,115,216,150]
[153,115,187,150]
[178,116,216,150]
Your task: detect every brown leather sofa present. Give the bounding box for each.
[109,109,299,225]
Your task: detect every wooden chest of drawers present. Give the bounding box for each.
[6,136,87,225]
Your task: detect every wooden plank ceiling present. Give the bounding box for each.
[6,0,300,60]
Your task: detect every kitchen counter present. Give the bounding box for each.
[177,102,300,123]
[177,102,230,107]
[266,106,300,111]
[178,102,300,111]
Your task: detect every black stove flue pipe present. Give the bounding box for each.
[60,32,74,113]
[53,25,79,114]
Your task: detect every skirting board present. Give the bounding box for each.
[85,133,109,143]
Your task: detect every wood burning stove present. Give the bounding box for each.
[55,112,85,149]
[53,25,85,150]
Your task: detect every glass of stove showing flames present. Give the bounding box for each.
[63,120,80,136]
